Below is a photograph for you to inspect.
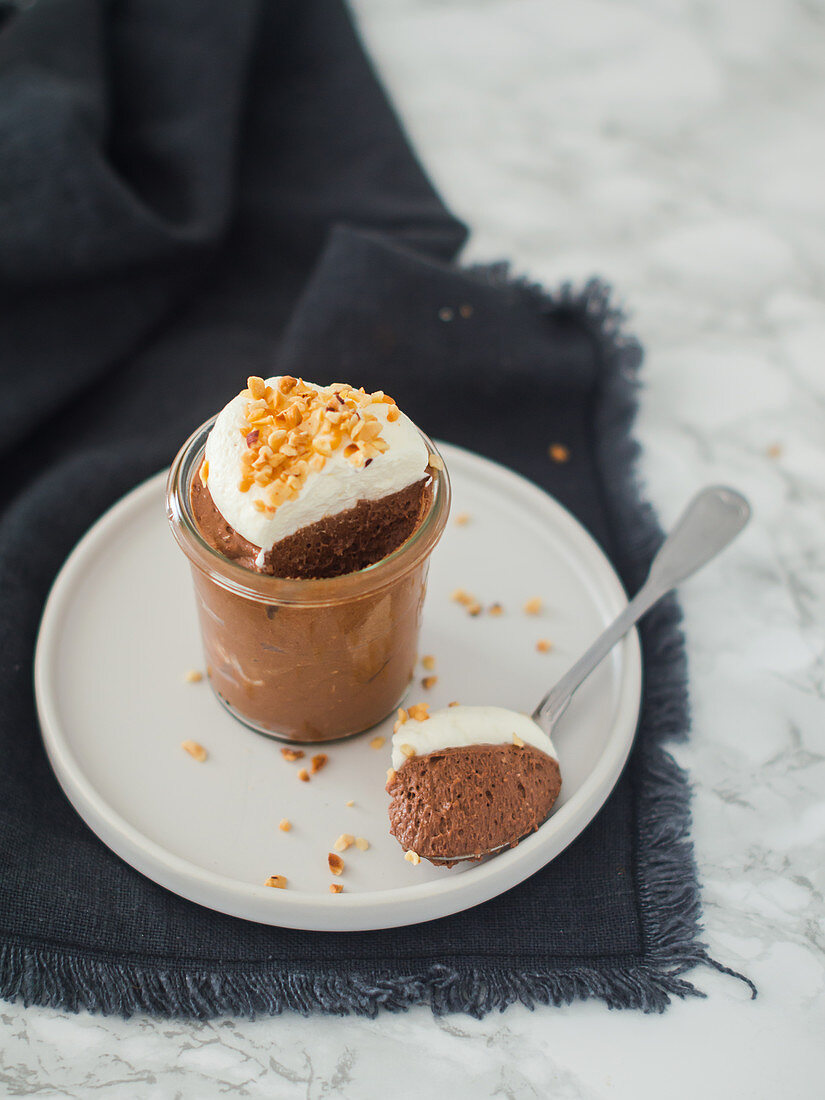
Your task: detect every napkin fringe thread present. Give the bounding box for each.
[0,274,755,1019]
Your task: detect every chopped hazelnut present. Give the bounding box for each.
[181,740,207,762]
[297,768,310,782]
[536,639,553,653]
[513,733,525,748]
[328,852,344,875]
[310,753,328,775]
[369,736,386,750]
[278,818,292,832]
[488,603,504,617]
[184,669,203,683]
[421,676,438,690]
[404,850,421,865]
[355,837,370,851]
[334,834,354,852]
[448,701,460,708]
[386,767,397,783]
[524,597,542,615]
[396,708,409,724]
[421,656,436,671]
[548,442,570,463]
[329,883,344,894]
[454,511,471,525]
[407,703,430,722]
[466,601,482,616]
[400,744,416,759]
[281,748,305,762]
[345,799,355,807]
[264,874,287,889]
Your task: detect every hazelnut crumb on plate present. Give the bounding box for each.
[328,853,344,875]
[421,676,437,690]
[183,669,203,683]
[281,748,305,762]
[329,883,344,894]
[310,753,328,775]
[421,655,436,671]
[334,834,354,852]
[278,818,292,832]
[355,837,370,851]
[369,736,386,750]
[264,875,287,889]
[404,850,421,865]
[523,597,542,615]
[536,639,553,653]
[454,511,471,526]
[297,768,310,782]
[181,740,207,762]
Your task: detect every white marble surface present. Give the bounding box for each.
[3,0,824,1095]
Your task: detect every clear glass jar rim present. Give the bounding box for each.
[166,415,451,606]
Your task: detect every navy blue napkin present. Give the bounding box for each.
[0,0,752,1017]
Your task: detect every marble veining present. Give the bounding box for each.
[2,0,824,1095]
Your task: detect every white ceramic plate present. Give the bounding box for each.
[35,442,641,932]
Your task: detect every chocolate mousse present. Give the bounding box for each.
[386,705,562,865]
[167,374,449,742]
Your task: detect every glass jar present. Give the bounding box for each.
[166,417,450,743]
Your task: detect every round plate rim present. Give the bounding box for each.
[34,441,642,931]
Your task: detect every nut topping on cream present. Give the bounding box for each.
[204,375,431,551]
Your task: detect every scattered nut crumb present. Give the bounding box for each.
[488,603,504,617]
[459,303,474,319]
[281,748,305,762]
[422,676,438,690]
[386,767,397,783]
[421,655,436,671]
[355,837,370,851]
[454,512,471,526]
[181,740,207,762]
[466,601,482,616]
[766,443,782,459]
[345,799,355,807]
[278,818,292,832]
[297,767,310,782]
[334,833,354,852]
[438,307,454,322]
[397,708,408,724]
[199,460,209,487]
[408,703,430,721]
[370,736,386,750]
[400,744,416,759]
[536,639,553,653]
[448,701,460,707]
[328,852,344,875]
[404,850,421,865]
[513,733,525,748]
[428,452,444,470]
[329,883,344,893]
[549,442,570,463]
[184,669,203,684]
[524,597,542,615]
[310,753,328,775]
[264,875,287,889]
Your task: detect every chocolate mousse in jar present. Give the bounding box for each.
[166,375,450,743]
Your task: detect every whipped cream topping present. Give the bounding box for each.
[390,705,558,771]
[204,377,430,550]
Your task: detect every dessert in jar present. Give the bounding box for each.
[167,375,450,743]
[386,705,562,866]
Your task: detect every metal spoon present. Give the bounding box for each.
[429,485,751,863]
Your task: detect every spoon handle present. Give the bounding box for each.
[531,486,751,732]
